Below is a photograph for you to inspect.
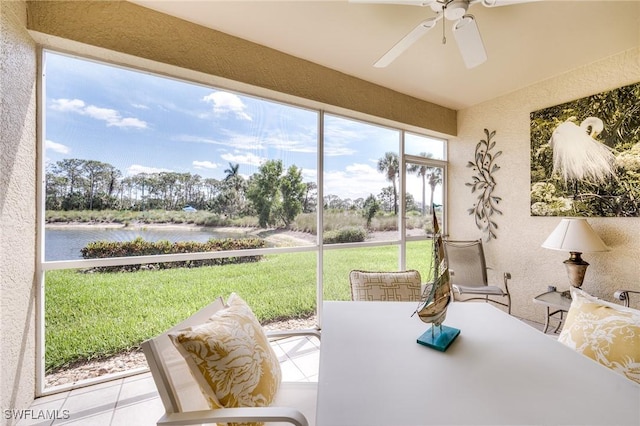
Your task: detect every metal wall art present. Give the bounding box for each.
[466,129,502,241]
[530,82,640,217]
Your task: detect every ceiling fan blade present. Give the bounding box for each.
[374,16,441,68]
[349,0,434,6]
[452,15,487,69]
[479,0,542,7]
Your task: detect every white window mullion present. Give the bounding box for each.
[399,131,406,271]
[316,111,324,328]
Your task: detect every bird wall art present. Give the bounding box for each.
[530,82,640,217]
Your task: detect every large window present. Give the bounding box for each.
[39,51,446,393]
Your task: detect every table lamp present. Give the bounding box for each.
[541,218,609,294]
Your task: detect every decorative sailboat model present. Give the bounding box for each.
[414,209,460,351]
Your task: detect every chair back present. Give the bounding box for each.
[443,239,488,288]
[349,270,422,301]
[141,297,226,414]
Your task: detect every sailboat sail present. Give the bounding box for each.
[415,209,451,326]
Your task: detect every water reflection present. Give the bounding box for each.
[45,227,249,261]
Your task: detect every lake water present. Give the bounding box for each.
[45,227,250,261]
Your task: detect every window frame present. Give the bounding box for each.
[36,48,448,395]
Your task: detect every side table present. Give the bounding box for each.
[533,290,572,333]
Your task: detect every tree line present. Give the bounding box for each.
[46,152,442,227]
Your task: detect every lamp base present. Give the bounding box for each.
[564,251,589,289]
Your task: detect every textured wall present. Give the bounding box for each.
[0,0,37,420]
[450,48,640,321]
[26,0,456,136]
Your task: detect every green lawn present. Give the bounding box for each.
[45,240,432,372]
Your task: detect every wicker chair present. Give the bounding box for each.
[349,270,423,302]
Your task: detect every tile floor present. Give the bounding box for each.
[17,318,552,426]
[17,335,320,426]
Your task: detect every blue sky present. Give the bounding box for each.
[44,51,443,201]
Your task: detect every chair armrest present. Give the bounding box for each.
[266,328,321,341]
[157,406,309,426]
[614,289,640,307]
[503,272,511,293]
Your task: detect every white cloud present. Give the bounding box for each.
[51,98,85,113]
[111,117,146,128]
[263,135,317,153]
[221,152,265,167]
[127,164,172,176]
[324,162,387,200]
[202,91,252,121]
[176,135,222,145]
[192,160,218,170]
[177,131,317,154]
[176,134,264,150]
[51,98,148,129]
[131,103,149,110]
[220,133,266,150]
[324,144,358,156]
[45,139,70,154]
[302,168,318,182]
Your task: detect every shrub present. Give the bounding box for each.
[81,237,266,272]
[323,226,367,244]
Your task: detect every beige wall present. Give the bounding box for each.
[450,48,640,321]
[0,0,38,422]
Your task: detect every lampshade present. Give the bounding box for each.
[541,218,609,253]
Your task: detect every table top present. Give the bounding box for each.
[316,301,640,426]
[533,290,572,310]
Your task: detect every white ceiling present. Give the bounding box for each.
[130,0,640,110]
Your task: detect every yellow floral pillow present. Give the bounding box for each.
[169,293,281,425]
[558,287,640,384]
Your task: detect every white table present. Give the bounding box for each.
[316,301,640,425]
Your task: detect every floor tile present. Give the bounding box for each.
[55,380,121,425]
[279,359,307,382]
[117,374,157,403]
[19,316,555,425]
[52,411,113,426]
[15,391,69,426]
[290,351,320,380]
[110,396,164,426]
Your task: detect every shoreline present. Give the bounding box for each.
[45,222,250,232]
[45,221,318,246]
[44,222,426,246]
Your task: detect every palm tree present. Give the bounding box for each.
[224,162,239,183]
[223,162,246,192]
[377,152,399,214]
[427,166,443,215]
[407,152,432,215]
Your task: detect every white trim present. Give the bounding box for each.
[316,111,325,329]
[36,47,47,396]
[399,131,406,271]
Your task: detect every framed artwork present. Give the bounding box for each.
[530,82,640,217]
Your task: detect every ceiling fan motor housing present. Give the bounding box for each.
[432,0,470,20]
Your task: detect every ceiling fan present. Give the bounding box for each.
[352,0,540,69]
